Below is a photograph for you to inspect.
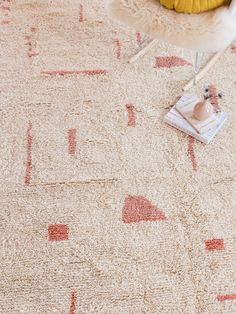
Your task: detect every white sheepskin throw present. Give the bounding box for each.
[106,0,236,52]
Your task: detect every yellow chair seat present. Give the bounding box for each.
[160,0,228,13]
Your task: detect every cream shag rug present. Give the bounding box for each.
[0,1,236,313]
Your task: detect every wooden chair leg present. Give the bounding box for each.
[129,39,158,64]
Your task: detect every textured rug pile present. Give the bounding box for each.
[0,1,235,313]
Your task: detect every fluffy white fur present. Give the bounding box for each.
[106,0,236,52]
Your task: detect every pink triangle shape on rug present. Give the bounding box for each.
[122,196,166,224]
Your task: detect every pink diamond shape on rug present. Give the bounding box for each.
[122,195,166,223]
[48,224,68,241]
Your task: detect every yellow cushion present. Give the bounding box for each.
[160,0,227,13]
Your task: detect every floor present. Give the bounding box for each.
[0,0,236,313]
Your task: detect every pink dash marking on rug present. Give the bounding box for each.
[1,20,10,24]
[122,195,166,224]
[187,136,197,172]
[25,28,38,58]
[41,70,108,76]
[217,294,236,302]
[1,1,11,23]
[28,52,39,58]
[68,128,77,155]
[136,32,142,46]
[126,104,136,127]
[1,5,10,11]
[208,85,221,112]
[231,46,236,53]
[205,239,224,251]
[115,39,121,60]
[24,121,33,185]
[154,56,191,69]
[69,291,77,314]
[48,224,68,241]
[79,4,84,22]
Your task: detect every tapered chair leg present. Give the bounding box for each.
[128,39,157,64]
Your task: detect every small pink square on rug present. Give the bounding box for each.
[48,224,68,241]
[205,239,224,251]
